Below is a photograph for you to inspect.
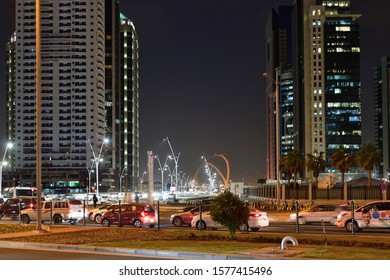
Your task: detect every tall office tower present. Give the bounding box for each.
[374,57,390,179]
[264,6,293,180]
[292,0,361,173]
[8,0,106,191]
[119,13,140,192]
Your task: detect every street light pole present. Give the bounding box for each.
[86,138,108,197]
[263,67,280,210]
[119,165,127,195]
[164,137,179,193]
[154,155,170,193]
[0,143,13,196]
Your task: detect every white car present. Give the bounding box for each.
[20,199,85,225]
[288,204,349,225]
[90,203,121,223]
[335,200,390,232]
[191,208,269,232]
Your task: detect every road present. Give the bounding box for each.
[2,216,390,237]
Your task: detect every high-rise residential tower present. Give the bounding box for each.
[4,0,139,194]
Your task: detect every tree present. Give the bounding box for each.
[355,142,381,188]
[257,178,266,185]
[281,150,305,190]
[279,156,293,188]
[209,190,249,239]
[306,150,327,189]
[330,146,354,188]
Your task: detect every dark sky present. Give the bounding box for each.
[0,0,390,186]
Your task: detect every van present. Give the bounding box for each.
[20,199,85,224]
[335,200,390,232]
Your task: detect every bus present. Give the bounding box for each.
[2,186,37,199]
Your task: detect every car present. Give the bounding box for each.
[0,197,38,220]
[191,208,269,232]
[335,200,390,232]
[89,203,119,223]
[288,204,349,225]
[100,203,157,228]
[88,202,111,220]
[20,199,85,225]
[170,205,213,227]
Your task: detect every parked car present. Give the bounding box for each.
[335,200,390,232]
[170,205,213,227]
[0,197,38,220]
[100,203,157,228]
[191,208,269,232]
[20,199,85,224]
[288,204,349,225]
[87,202,112,221]
[90,203,119,223]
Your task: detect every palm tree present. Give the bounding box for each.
[279,156,292,188]
[283,150,306,190]
[330,146,354,188]
[306,150,327,189]
[355,142,381,188]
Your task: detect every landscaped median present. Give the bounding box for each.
[1,224,390,259]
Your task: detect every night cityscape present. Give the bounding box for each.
[0,0,390,271]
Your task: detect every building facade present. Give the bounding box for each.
[265,0,362,180]
[374,56,390,179]
[4,0,139,195]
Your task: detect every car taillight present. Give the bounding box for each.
[251,213,261,217]
[29,203,34,208]
[141,211,145,217]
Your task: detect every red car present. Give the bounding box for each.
[170,205,213,227]
[100,203,157,228]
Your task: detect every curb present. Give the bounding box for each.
[0,240,285,260]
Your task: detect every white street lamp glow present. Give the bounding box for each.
[0,143,13,196]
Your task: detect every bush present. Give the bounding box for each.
[209,191,249,239]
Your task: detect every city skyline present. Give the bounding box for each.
[1,0,390,186]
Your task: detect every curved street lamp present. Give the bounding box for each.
[86,138,109,197]
[164,137,180,193]
[0,143,13,196]
[154,155,170,193]
[119,165,127,195]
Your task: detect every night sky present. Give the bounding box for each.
[0,0,389,186]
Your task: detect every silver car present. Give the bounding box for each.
[288,204,349,225]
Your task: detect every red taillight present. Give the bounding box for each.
[251,213,261,217]
[30,203,34,208]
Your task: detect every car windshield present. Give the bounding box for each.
[68,200,82,205]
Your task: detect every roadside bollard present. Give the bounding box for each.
[18,200,22,224]
[295,200,299,234]
[350,200,355,235]
[199,200,203,230]
[82,200,86,226]
[50,200,53,225]
[157,200,160,230]
[118,200,122,227]
[245,200,250,233]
